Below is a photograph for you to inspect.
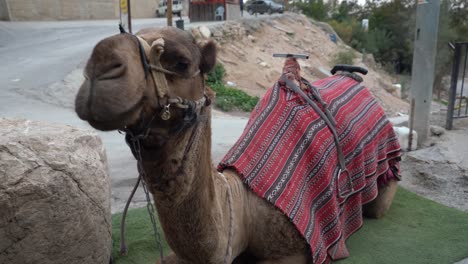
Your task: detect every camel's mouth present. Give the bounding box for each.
[76,89,145,131]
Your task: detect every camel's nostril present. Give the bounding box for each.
[97,63,126,80]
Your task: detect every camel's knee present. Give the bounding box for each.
[363,179,398,218]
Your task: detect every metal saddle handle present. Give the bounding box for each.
[331,64,368,75]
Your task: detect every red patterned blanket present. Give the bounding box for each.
[217,64,401,263]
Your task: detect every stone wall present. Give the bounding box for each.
[2,0,158,21]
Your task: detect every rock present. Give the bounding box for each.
[388,114,409,127]
[400,145,468,211]
[304,26,317,34]
[199,26,211,39]
[272,24,295,35]
[212,30,223,38]
[393,126,418,151]
[259,61,269,68]
[190,27,202,41]
[391,84,402,98]
[0,119,111,264]
[247,35,257,43]
[228,44,247,58]
[241,19,263,33]
[226,81,236,87]
[430,125,445,136]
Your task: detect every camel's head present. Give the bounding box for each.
[75,27,216,138]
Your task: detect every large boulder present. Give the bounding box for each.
[0,119,111,264]
[400,145,468,211]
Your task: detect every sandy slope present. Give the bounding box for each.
[196,14,409,117]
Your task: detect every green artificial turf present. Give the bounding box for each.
[112,187,468,264]
[111,207,171,264]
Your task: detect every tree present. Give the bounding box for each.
[450,0,468,38]
[296,0,330,21]
[367,0,415,73]
[433,0,468,98]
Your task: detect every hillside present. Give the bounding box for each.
[192,14,409,117]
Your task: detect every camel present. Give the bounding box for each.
[75,27,398,264]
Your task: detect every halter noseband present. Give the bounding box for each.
[119,30,211,139]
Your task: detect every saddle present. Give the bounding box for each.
[218,58,401,264]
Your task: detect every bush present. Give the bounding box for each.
[206,63,226,84]
[332,50,357,65]
[328,20,354,44]
[206,63,259,112]
[210,82,259,112]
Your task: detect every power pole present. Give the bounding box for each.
[167,0,173,26]
[119,0,131,33]
[409,0,440,144]
[128,0,132,33]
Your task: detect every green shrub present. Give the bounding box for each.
[206,63,259,112]
[332,50,357,65]
[206,63,226,84]
[210,82,259,112]
[329,20,354,43]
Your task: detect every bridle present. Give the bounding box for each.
[118,29,211,142]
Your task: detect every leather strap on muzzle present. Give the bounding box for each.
[135,35,207,107]
[136,36,170,98]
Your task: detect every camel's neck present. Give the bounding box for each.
[140,108,223,259]
[141,109,214,202]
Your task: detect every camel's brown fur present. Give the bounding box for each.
[75,27,395,264]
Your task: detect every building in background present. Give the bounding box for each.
[0,0,195,21]
[189,0,240,22]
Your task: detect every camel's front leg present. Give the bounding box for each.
[363,179,398,218]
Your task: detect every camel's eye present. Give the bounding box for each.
[175,61,189,72]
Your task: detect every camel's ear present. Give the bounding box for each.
[199,41,217,74]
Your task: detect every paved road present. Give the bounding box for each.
[0,17,247,213]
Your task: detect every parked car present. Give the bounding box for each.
[156,0,183,17]
[246,0,284,15]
